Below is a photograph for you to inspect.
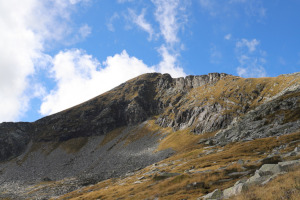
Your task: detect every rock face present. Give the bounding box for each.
[0,72,299,199]
[0,122,32,162]
[214,86,300,145]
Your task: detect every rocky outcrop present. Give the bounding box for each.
[0,122,32,162]
[174,73,228,90]
[213,87,300,145]
[198,159,300,200]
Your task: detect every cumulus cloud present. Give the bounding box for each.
[0,0,89,122]
[235,38,267,78]
[40,49,155,115]
[128,9,155,40]
[40,48,187,116]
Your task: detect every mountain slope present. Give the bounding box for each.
[0,72,299,199]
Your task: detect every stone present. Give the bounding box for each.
[246,171,263,184]
[278,160,300,170]
[186,182,205,190]
[228,171,250,177]
[198,189,223,200]
[237,159,244,165]
[138,176,145,180]
[205,140,214,145]
[223,183,247,199]
[257,164,281,176]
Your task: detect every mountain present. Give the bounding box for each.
[0,72,299,199]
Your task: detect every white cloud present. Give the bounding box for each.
[237,66,266,78]
[156,45,186,78]
[40,49,156,115]
[236,38,260,52]
[0,0,89,122]
[128,9,155,40]
[79,24,92,39]
[107,12,120,32]
[235,38,267,78]
[152,0,188,45]
[224,34,232,40]
[40,48,186,115]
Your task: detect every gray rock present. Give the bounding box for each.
[237,159,244,165]
[257,164,281,176]
[278,160,300,170]
[223,183,247,199]
[198,189,222,200]
[228,171,250,177]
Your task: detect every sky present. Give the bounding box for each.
[0,0,300,123]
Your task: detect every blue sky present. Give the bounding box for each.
[0,0,299,123]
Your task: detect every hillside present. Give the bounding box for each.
[0,72,300,199]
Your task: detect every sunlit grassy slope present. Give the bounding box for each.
[51,129,300,200]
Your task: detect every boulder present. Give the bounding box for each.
[278,160,300,171]
[223,183,247,199]
[198,189,222,200]
[257,164,281,176]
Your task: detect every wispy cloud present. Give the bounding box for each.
[224,34,232,40]
[152,0,188,45]
[79,24,92,39]
[128,9,155,40]
[107,12,120,32]
[235,38,267,78]
[150,0,189,77]
[236,38,260,52]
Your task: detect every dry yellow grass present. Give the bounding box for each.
[54,130,300,200]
